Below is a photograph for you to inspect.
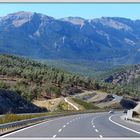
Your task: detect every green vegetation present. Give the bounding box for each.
[0,54,96,101]
[72,98,99,110]
[44,59,140,99]
[42,59,140,99]
[0,109,108,124]
[0,112,66,124]
[41,59,116,78]
[97,64,140,99]
[57,102,69,111]
[99,82,140,99]
[0,114,36,124]
[0,54,139,104]
[0,81,8,89]
[41,59,133,79]
[96,65,132,80]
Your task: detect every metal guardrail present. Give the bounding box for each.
[0,110,109,136]
[0,113,75,135]
[0,111,90,135]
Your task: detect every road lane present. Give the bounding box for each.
[93,113,140,137]
[2,112,140,138]
[2,113,97,137]
[109,114,140,134]
[55,114,101,137]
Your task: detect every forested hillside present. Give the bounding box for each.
[0,54,97,101]
[0,54,139,103]
[104,64,140,91]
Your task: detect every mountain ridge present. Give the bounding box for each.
[0,11,140,65]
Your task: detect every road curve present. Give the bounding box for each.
[2,112,140,138]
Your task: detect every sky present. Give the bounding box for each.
[0,3,140,20]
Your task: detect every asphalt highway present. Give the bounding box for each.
[2,111,140,138]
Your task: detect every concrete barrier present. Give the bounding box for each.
[126,109,133,120]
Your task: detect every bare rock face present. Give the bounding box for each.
[120,98,137,109]
[0,89,46,114]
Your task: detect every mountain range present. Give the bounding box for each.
[1,11,140,66]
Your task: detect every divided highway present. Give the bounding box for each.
[1,112,140,138]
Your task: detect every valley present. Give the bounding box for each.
[0,54,139,115]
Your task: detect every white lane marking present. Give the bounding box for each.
[53,135,57,138]
[64,98,79,110]
[58,129,62,132]
[2,113,106,138]
[1,120,52,138]
[99,135,103,138]
[109,115,140,135]
[1,114,79,138]
[95,129,99,132]
[93,125,95,128]
[63,125,66,128]
[67,122,69,125]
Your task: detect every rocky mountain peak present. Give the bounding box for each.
[0,11,140,64]
[0,11,34,27]
[0,11,53,28]
[94,17,132,31]
[61,17,85,26]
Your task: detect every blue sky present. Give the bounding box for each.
[0,3,140,20]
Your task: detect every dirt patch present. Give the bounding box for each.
[33,98,63,112]
[88,91,107,103]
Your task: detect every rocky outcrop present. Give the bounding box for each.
[120,98,137,109]
[0,89,47,114]
[104,64,140,86]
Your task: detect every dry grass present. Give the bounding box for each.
[72,98,99,110]
[33,98,64,111]
[0,111,69,124]
[67,97,84,110]
[0,114,44,124]
[33,97,83,111]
